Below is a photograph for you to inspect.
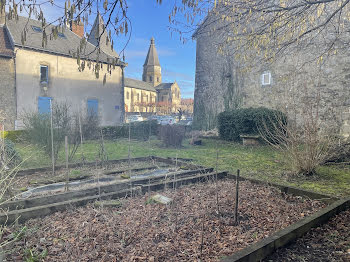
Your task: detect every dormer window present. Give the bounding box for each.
[32,26,43,33]
[261,72,271,86]
[40,65,49,84]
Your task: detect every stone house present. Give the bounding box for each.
[0,22,15,131]
[125,38,181,114]
[0,11,126,130]
[124,78,157,113]
[193,14,350,137]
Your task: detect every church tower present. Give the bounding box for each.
[143,37,161,87]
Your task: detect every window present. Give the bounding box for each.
[40,65,49,84]
[157,77,159,82]
[261,72,271,86]
[38,97,52,114]
[149,76,152,82]
[87,99,98,116]
[126,92,129,99]
[32,25,42,33]
[137,94,140,101]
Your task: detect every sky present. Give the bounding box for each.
[38,0,198,98]
[119,1,197,98]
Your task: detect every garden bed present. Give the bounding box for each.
[3,179,326,261]
[263,208,350,262]
[9,157,194,199]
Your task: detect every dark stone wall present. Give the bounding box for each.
[0,56,16,130]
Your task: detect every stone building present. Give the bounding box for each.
[0,17,16,130]
[125,38,181,114]
[0,11,126,130]
[124,78,157,113]
[193,14,350,137]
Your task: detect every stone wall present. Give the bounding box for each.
[194,23,350,137]
[0,56,16,130]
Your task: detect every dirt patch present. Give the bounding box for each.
[264,209,350,262]
[3,180,326,261]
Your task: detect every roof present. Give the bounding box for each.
[143,37,160,67]
[0,26,13,57]
[124,78,156,92]
[6,15,123,65]
[87,13,118,58]
[155,83,173,89]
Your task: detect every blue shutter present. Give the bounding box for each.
[38,97,52,114]
[87,99,98,116]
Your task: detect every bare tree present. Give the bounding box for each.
[171,0,350,64]
[259,92,335,176]
[2,0,164,75]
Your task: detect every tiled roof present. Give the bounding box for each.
[0,26,13,57]
[155,83,173,89]
[124,78,156,92]
[6,15,123,65]
[143,37,160,67]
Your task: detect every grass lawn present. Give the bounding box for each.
[15,138,350,197]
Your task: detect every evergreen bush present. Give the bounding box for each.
[217,107,287,142]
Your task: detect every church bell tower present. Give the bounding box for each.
[142,37,162,87]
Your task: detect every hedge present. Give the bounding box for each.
[102,120,158,141]
[217,107,287,142]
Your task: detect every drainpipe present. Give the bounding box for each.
[12,49,18,131]
[121,65,126,123]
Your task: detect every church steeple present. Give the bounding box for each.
[143,37,161,87]
[87,13,118,58]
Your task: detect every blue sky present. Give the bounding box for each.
[118,1,197,98]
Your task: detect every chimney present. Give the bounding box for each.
[0,5,5,25]
[71,20,84,38]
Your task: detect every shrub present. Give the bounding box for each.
[22,103,71,163]
[103,120,158,141]
[217,107,287,142]
[159,125,185,147]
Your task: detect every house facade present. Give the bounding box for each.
[124,78,157,113]
[193,14,350,137]
[125,38,181,114]
[0,10,126,130]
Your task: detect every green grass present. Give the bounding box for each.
[15,138,350,197]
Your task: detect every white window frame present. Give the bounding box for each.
[261,72,271,86]
[40,65,49,84]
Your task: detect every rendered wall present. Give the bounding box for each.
[15,48,123,127]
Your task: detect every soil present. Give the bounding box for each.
[11,160,171,191]
[2,180,326,261]
[264,209,350,262]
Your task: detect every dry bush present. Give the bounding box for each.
[260,101,335,176]
[0,113,25,256]
[159,125,186,148]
